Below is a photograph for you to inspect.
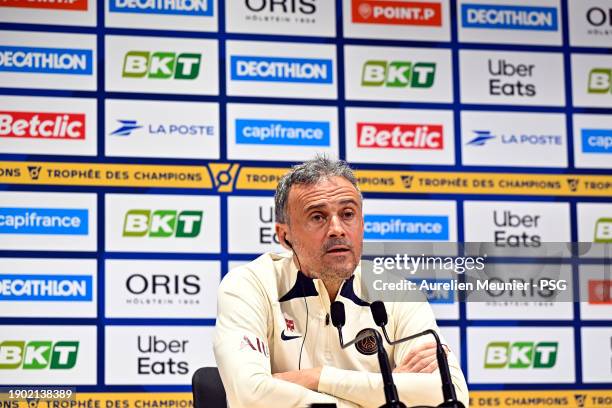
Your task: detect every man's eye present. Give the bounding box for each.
[311,214,324,222]
[343,210,355,219]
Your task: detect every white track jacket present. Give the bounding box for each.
[213,252,469,408]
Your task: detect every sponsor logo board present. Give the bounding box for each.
[569,0,612,48]
[0,258,96,318]
[0,325,96,384]
[439,326,461,363]
[343,0,450,42]
[227,196,285,254]
[580,328,612,383]
[461,111,567,168]
[463,201,571,256]
[104,326,215,385]
[466,263,573,320]
[105,35,218,95]
[345,107,454,165]
[459,50,565,106]
[0,0,95,26]
[105,99,219,160]
[105,259,219,319]
[572,53,612,108]
[573,114,612,169]
[226,40,336,99]
[579,265,612,321]
[467,327,575,383]
[227,103,338,161]
[226,0,335,37]
[344,45,452,103]
[106,0,216,32]
[0,31,96,90]
[458,0,562,45]
[577,203,612,258]
[0,96,97,156]
[105,194,220,253]
[0,192,96,251]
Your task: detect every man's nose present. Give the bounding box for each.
[327,215,346,237]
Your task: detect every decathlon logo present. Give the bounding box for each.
[0,0,88,10]
[363,215,449,240]
[484,342,558,369]
[0,208,88,235]
[361,60,436,88]
[109,0,212,16]
[235,119,330,146]
[123,209,203,238]
[0,111,85,140]
[0,341,79,369]
[357,123,443,150]
[0,274,93,301]
[0,46,93,75]
[351,0,442,27]
[581,128,612,154]
[122,51,201,79]
[230,55,333,84]
[461,4,558,31]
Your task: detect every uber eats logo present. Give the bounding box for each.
[588,68,612,94]
[122,51,202,80]
[123,210,203,238]
[485,342,558,369]
[361,60,436,88]
[0,341,78,369]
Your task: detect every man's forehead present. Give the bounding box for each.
[288,177,361,207]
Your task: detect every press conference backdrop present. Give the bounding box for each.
[0,0,611,407]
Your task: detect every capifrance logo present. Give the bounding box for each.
[364,215,449,240]
[0,208,88,235]
[235,119,330,146]
[357,123,443,149]
[581,128,612,154]
[0,111,85,140]
[230,55,333,84]
[0,274,93,301]
[0,0,88,10]
[0,46,93,75]
[109,0,213,16]
[461,3,558,31]
[352,0,442,26]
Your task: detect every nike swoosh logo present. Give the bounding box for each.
[280,330,302,341]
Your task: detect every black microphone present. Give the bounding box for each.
[370,301,465,408]
[330,301,406,408]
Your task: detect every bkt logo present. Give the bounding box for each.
[0,341,79,369]
[123,210,203,238]
[581,129,612,154]
[588,68,612,94]
[364,215,449,240]
[594,217,612,243]
[357,123,443,150]
[588,280,612,305]
[235,119,330,146]
[230,56,333,84]
[110,119,214,137]
[484,342,558,369]
[0,0,88,10]
[0,274,93,301]
[0,208,88,235]
[351,0,442,27]
[409,279,454,304]
[0,111,85,140]
[461,4,558,31]
[122,51,201,79]
[466,130,562,146]
[109,0,213,16]
[0,46,93,75]
[361,60,436,88]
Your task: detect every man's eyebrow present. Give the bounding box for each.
[304,199,359,213]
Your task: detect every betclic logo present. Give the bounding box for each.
[343,0,449,42]
[105,36,218,95]
[569,0,612,48]
[0,325,96,385]
[0,1,94,27]
[357,123,443,150]
[1,0,87,11]
[0,111,85,140]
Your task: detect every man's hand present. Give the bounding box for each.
[273,367,322,391]
[394,341,449,374]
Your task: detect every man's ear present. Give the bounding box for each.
[275,223,292,250]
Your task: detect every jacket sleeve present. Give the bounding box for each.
[317,301,469,408]
[213,268,360,408]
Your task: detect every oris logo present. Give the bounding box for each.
[0,111,85,140]
[245,0,316,14]
[126,273,200,296]
[357,123,443,149]
[587,7,612,27]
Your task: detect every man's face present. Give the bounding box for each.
[276,176,364,283]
